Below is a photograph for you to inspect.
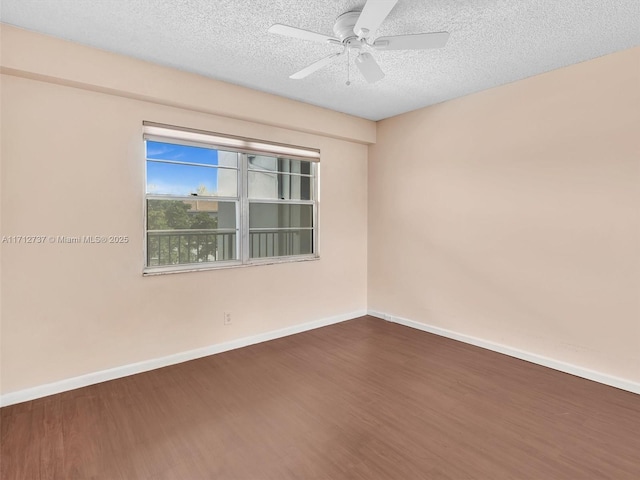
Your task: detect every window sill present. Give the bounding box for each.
[143,254,320,276]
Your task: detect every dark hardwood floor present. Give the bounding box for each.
[2,316,639,479]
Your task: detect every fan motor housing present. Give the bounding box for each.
[333,11,362,42]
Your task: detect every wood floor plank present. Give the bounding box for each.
[1,316,639,479]
[1,410,41,479]
[39,398,65,480]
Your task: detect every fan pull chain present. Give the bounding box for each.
[346,48,351,86]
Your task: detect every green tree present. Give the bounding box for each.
[147,199,224,266]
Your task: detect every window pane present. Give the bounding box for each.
[249,229,313,258]
[248,172,311,200]
[248,155,311,175]
[146,141,238,167]
[147,161,237,197]
[147,231,237,266]
[147,199,236,230]
[249,203,313,229]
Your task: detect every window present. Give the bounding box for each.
[143,123,319,274]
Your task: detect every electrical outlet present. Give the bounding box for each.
[224,312,232,325]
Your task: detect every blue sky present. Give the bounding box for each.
[146,141,236,196]
[146,141,221,165]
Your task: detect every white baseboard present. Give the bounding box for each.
[368,310,640,395]
[0,310,366,407]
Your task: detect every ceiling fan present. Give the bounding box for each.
[268,0,450,84]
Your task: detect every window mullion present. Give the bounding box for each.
[313,162,319,256]
[240,153,250,264]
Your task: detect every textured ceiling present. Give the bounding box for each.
[2,1,639,120]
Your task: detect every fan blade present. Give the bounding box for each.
[268,24,340,44]
[354,0,398,39]
[373,32,450,50]
[355,52,385,83]
[290,52,342,79]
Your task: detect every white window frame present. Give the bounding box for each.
[143,122,320,275]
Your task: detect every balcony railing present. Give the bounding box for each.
[250,230,301,258]
[147,231,236,266]
[147,229,308,266]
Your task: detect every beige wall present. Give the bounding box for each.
[2,23,639,397]
[0,25,375,144]
[369,47,640,384]
[0,26,370,394]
